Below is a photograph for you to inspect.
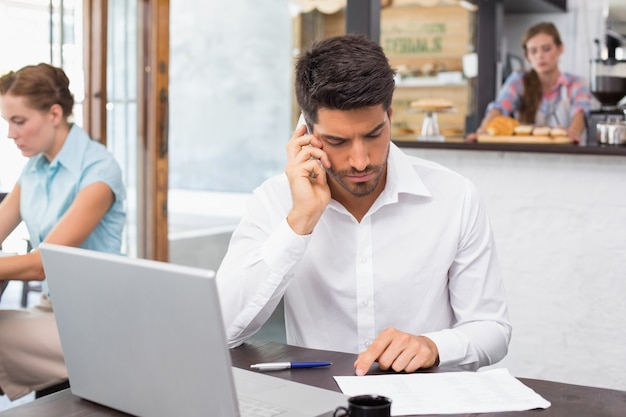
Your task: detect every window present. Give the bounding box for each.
[167,1,293,269]
[0,0,82,192]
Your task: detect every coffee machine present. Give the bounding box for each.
[587,31,626,145]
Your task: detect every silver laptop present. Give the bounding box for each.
[40,243,347,417]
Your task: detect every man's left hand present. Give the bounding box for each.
[353,327,439,376]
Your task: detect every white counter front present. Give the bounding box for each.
[403,147,626,391]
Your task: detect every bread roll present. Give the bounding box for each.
[486,115,520,136]
[532,126,551,136]
[550,127,567,137]
[513,125,533,135]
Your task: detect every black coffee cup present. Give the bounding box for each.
[334,394,392,417]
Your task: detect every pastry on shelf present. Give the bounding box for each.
[410,98,454,112]
[486,115,519,136]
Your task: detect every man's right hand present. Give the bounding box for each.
[285,124,332,235]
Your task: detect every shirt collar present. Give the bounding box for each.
[326,142,432,216]
[48,124,87,177]
[382,142,432,200]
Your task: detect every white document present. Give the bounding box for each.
[334,368,551,416]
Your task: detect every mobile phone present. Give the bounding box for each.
[296,113,309,134]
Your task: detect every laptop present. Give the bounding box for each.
[39,243,347,417]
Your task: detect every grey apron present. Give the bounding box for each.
[535,84,570,128]
[534,84,586,142]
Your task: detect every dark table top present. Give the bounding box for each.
[1,340,625,416]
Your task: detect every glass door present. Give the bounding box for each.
[106,0,139,257]
[166,0,292,270]
[90,0,168,260]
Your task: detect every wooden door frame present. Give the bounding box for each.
[83,0,107,145]
[82,0,169,261]
[137,0,169,261]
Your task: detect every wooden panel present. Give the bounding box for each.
[323,9,345,38]
[381,5,472,73]
[392,84,469,141]
[82,0,107,145]
[293,9,346,127]
[138,0,169,261]
[382,3,474,142]
[298,9,346,50]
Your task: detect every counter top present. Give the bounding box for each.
[394,139,626,156]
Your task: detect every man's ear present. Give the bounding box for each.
[387,107,393,122]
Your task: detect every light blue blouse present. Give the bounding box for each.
[17,124,126,291]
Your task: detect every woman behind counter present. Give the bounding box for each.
[468,22,592,143]
[0,63,126,401]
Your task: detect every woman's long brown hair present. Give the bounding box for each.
[518,22,563,124]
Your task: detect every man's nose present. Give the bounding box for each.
[349,140,369,171]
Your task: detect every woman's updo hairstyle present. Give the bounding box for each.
[0,63,74,118]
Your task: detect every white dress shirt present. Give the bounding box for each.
[216,143,511,370]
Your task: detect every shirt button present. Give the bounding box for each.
[361,256,368,264]
[364,340,371,348]
[362,300,369,307]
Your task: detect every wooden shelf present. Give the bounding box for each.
[503,0,567,14]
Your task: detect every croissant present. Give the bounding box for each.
[486,115,520,136]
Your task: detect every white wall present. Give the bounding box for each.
[405,147,626,391]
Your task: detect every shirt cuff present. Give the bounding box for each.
[421,328,471,368]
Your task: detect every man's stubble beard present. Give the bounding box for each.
[325,146,389,198]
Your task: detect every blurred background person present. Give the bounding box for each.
[0,63,126,401]
[467,22,592,143]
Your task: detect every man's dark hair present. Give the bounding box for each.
[295,34,396,128]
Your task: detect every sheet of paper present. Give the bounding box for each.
[334,368,551,416]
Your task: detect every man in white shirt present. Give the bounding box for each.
[216,34,511,376]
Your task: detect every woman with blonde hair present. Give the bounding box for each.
[0,63,125,401]
[468,22,592,142]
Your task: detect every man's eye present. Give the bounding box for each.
[325,139,346,146]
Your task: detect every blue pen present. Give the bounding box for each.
[250,361,331,371]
